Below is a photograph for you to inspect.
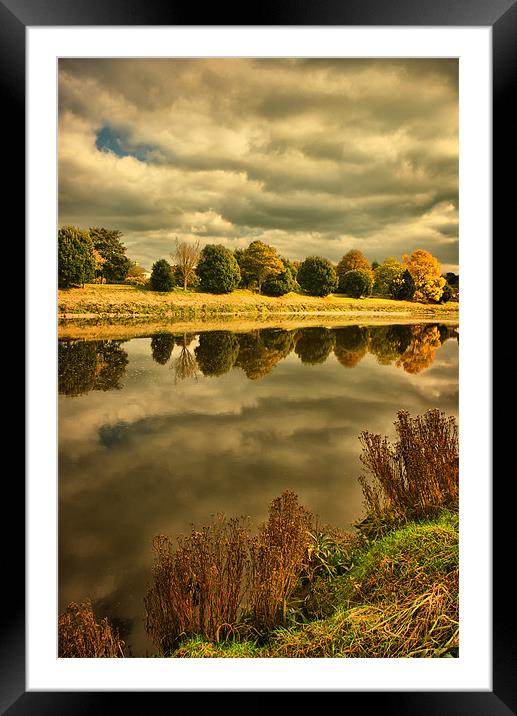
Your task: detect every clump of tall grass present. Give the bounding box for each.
[144,491,314,653]
[246,491,313,631]
[358,409,458,532]
[58,600,125,657]
[144,515,250,654]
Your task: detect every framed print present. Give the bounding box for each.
[6,0,509,711]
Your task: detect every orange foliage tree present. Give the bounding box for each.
[402,249,445,303]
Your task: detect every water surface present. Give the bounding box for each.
[58,322,459,655]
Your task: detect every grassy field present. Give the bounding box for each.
[59,283,459,322]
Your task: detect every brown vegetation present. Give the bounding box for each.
[58,600,125,657]
[358,408,459,529]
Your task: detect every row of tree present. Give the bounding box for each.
[58,324,458,395]
[58,225,458,304]
[150,241,457,304]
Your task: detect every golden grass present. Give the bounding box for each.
[58,284,459,320]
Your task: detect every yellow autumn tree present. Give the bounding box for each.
[402,249,446,303]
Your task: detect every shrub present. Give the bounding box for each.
[150,259,175,292]
[58,226,96,288]
[261,269,296,296]
[58,600,124,657]
[297,256,337,297]
[197,244,241,294]
[339,269,373,298]
[358,409,459,527]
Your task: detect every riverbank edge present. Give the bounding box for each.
[58,312,459,341]
[165,509,459,658]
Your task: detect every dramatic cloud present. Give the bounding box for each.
[59,58,459,272]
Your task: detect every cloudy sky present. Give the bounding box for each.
[58,58,458,272]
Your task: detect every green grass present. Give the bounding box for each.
[167,510,459,658]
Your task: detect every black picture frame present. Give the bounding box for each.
[7,0,508,712]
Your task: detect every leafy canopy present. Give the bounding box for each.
[197,244,241,294]
[297,256,338,297]
[58,226,96,288]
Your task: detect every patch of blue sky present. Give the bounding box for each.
[95,125,156,163]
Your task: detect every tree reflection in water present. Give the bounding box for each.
[58,340,129,396]
[58,323,457,396]
[294,327,336,365]
[173,334,198,382]
[333,326,369,368]
[234,329,294,379]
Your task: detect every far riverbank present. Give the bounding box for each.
[59,284,459,326]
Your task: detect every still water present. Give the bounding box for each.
[58,322,459,655]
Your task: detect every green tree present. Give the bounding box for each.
[337,250,373,290]
[403,249,445,303]
[104,253,132,283]
[261,268,296,297]
[58,226,96,288]
[444,272,459,288]
[340,269,373,298]
[89,227,131,283]
[297,256,337,297]
[390,269,416,301]
[373,258,405,296]
[439,283,454,303]
[150,259,175,292]
[195,331,240,376]
[197,244,241,294]
[239,240,284,290]
[281,257,299,281]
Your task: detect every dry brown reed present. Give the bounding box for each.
[58,600,125,658]
[144,515,250,653]
[144,491,315,653]
[358,409,459,525]
[246,491,313,631]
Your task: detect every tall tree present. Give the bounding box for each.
[337,250,373,291]
[197,244,241,294]
[172,238,201,290]
[403,249,445,303]
[89,227,131,283]
[239,240,284,290]
[58,226,96,288]
[373,257,405,296]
